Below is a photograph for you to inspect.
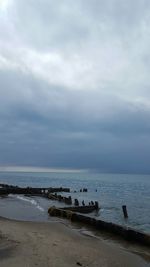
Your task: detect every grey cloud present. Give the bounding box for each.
[0,0,150,173]
[10,0,88,50]
[9,0,150,51]
[1,68,150,136]
[0,68,150,172]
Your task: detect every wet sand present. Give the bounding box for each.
[0,217,149,267]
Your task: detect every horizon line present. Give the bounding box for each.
[0,166,87,173]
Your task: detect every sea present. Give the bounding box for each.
[0,171,149,234]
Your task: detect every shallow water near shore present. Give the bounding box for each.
[0,171,149,234]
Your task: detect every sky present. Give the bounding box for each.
[0,0,150,173]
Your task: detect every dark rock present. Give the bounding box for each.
[76,262,82,266]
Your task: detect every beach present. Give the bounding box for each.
[0,217,149,267]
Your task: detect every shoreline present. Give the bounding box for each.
[0,216,149,267]
[0,172,149,235]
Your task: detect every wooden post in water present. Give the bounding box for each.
[122,205,128,218]
[95,201,99,210]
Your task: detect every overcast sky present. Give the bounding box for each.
[0,0,150,173]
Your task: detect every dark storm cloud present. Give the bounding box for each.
[0,68,150,173]
[0,0,150,173]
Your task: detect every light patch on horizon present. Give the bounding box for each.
[0,166,85,173]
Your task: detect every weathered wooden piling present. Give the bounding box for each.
[0,185,70,196]
[74,199,79,206]
[79,188,88,192]
[61,204,99,214]
[122,205,128,218]
[83,188,88,192]
[48,207,150,247]
[47,193,72,205]
[95,201,99,209]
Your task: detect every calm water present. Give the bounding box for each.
[0,171,149,233]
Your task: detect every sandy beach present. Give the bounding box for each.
[0,217,149,267]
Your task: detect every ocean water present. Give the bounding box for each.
[0,171,149,234]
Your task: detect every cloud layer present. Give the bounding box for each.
[0,0,150,173]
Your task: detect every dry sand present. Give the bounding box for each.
[0,217,149,267]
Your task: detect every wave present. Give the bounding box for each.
[15,195,45,212]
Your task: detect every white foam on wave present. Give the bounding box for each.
[36,205,45,211]
[15,195,45,212]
